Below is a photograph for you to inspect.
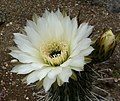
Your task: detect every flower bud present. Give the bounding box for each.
[100,30,115,53]
[91,30,116,63]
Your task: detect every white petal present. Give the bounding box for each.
[61,57,84,71]
[71,38,91,52]
[31,62,46,69]
[26,67,52,85]
[78,38,92,50]
[71,23,93,49]
[60,59,71,67]
[43,76,56,92]
[57,76,64,86]
[24,26,41,48]
[58,68,72,82]
[38,67,52,80]
[26,20,37,29]
[9,50,40,63]
[47,67,62,79]
[73,23,89,44]
[84,25,94,38]
[26,71,40,84]
[55,9,63,20]
[70,38,92,57]
[13,33,39,56]
[77,23,93,40]
[78,46,94,56]
[69,56,84,67]
[71,17,77,37]
[62,16,72,42]
[11,63,43,74]
[43,10,50,18]
[46,12,63,39]
[69,56,84,71]
[36,17,48,40]
[70,66,83,71]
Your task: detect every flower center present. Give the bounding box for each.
[40,41,69,66]
[50,50,61,58]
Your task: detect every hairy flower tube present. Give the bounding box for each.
[91,30,116,63]
[10,10,94,92]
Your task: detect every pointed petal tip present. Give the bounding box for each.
[11,69,16,73]
[13,33,18,35]
[26,82,30,85]
[43,76,56,92]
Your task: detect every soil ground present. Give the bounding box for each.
[0,0,120,101]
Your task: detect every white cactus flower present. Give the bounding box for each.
[10,10,94,92]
